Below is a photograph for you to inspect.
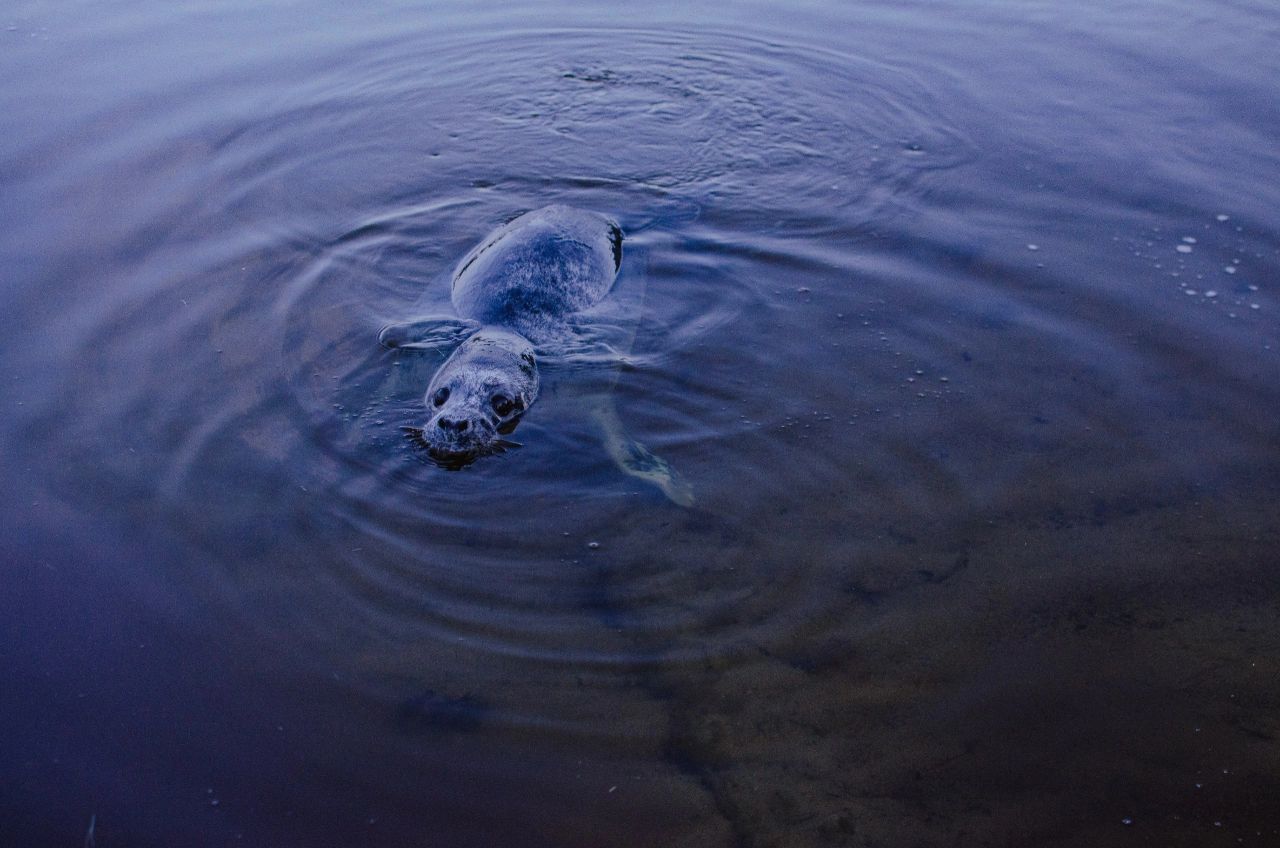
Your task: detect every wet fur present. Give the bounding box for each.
[411,206,620,462]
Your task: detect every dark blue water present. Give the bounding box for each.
[3,1,1278,845]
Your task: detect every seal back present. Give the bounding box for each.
[451,205,621,343]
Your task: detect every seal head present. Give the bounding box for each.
[417,328,539,466]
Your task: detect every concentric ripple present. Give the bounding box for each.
[6,4,1280,845]
[15,24,986,736]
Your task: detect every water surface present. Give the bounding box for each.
[2,1,1279,845]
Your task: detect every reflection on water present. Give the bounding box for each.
[2,1,1278,846]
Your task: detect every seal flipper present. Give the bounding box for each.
[379,316,480,351]
[589,395,694,507]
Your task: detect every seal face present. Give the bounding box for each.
[419,329,538,465]
[408,206,620,465]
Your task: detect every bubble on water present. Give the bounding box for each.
[1223,266,1237,274]
[587,541,601,549]
[1216,214,1230,221]
[1247,284,1258,291]
[1176,245,1193,253]
[1205,290,1218,298]
[1182,236,1197,244]
[1121,818,1133,826]
[1185,289,1198,295]
[1250,303,1260,310]
[1026,243,1039,251]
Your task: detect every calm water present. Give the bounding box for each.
[3,1,1279,845]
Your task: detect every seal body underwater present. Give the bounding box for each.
[380,205,691,504]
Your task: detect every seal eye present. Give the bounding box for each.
[491,394,514,416]
[432,387,450,407]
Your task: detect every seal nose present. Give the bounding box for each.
[437,416,469,433]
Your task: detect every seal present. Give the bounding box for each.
[380,207,607,442]
[380,205,691,503]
